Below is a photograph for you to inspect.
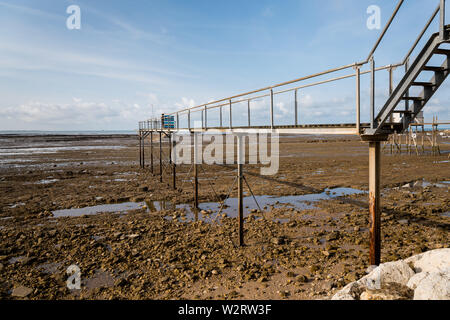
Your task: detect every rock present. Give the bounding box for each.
[11,286,33,298]
[333,249,450,300]
[407,272,430,290]
[271,237,285,245]
[404,248,450,273]
[360,261,415,287]
[360,283,413,300]
[412,271,450,300]
[398,219,409,225]
[296,275,308,283]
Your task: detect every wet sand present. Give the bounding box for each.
[0,134,448,300]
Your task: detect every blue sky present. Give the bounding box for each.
[0,0,448,130]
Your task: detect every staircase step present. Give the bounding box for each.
[422,66,447,72]
[401,97,424,101]
[411,81,435,87]
[392,110,414,114]
[434,48,450,55]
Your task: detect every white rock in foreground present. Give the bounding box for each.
[332,249,450,300]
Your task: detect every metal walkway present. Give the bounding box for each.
[138,0,450,266]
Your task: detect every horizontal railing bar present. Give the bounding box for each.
[166,62,402,118]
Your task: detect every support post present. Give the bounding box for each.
[150,132,154,174]
[193,133,199,209]
[389,67,394,124]
[172,133,176,190]
[405,58,410,113]
[159,132,162,183]
[139,135,142,168]
[270,89,274,129]
[237,134,244,246]
[294,89,298,126]
[369,141,381,266]
[370,58,375,129]
[142,134,145,168]
[440,0,446,40]
[220,106,223,128]
[356,66,361,133]
[247,100,251,127]
[229,100,232,129]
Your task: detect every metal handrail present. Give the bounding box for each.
[143,0,445,134]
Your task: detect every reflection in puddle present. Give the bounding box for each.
[52,202,148,218]
[159,187,365,223]
[51,188,365,222]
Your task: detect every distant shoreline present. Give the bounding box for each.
[0,130,137,136]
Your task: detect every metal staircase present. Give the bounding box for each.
[367,25,450,137]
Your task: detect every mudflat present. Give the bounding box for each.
[0,134,448,299]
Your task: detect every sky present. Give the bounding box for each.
[0,0,448,130]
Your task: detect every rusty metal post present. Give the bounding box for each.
[159,131,162,183]
[193,133,199,209]
[150,131,154,174]
[171,133,176,190]
[142,134,145,168]
[369,141,381,266]
[237,134,244,246]
[139,135,142,168]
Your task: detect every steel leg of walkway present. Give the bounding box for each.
[369,141,381,266]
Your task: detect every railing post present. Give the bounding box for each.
[355,66,361,134]
[440,0,446,40]
[389,66,394,124]
[220,105,223,128]
[204,106,208,129]
[188,110,191,131]
[229,99,232,129]
[201,110,204,130]
[270,89,274,129]
[370,57,376,129]
[247,100,251,127]
[294,89,298,126]
[176,113,179,131]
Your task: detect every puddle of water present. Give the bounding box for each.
[50,187,365,222]
[52,202,148,218]
[161,187,365,223]
[0,146,125,156]
[403,179,450,189]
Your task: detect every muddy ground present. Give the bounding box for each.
[0,133,448,300]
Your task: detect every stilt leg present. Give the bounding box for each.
[237,134,244,247]
[194,133,199,209]
[369,141,381,266]
[159,132,162,182]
